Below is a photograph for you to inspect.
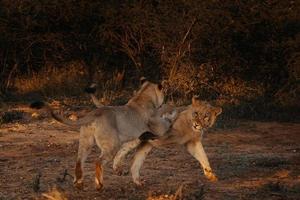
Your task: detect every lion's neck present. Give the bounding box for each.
[173,110,191,129]
[173,108,197,135]
[127,100,156,119]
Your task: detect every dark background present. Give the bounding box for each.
[0,0,299,121]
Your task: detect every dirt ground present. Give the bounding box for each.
[0,105,300,200]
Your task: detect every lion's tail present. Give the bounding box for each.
[30,101,93,127]
[84,83,104,108]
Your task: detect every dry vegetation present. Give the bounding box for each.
[0,0,299,112]
[13,62,87,96]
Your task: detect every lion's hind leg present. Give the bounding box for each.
[93,128,120,191]
[74,126,95,189]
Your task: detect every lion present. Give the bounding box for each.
[113,96,222,186]
[31,80,165,191]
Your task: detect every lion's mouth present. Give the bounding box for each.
[192,122,202,131]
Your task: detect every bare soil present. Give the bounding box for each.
[0,106,300,200]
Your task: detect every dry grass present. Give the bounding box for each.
[40,188,68,200]
[164,62,264,106]
[12,63,128,105]
[92,69,126,105]
[14,62,87,96]
[147,185,183,200]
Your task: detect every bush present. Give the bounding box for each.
[0,0,299,115]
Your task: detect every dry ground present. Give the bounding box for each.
[0,105,300,200]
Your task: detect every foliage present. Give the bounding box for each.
[0,0,299,109]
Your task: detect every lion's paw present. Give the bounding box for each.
[133,178,146,187]
[95,182,103,191]
[74,180,84,190]
[204,169,218,182]
[113,166,128,176]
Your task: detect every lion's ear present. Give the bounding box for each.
[84,83,97,94]
[192,95,200,106]
[140,77,147,85]
[214,107,222,116]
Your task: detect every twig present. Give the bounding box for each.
[32,172,42,192]
[199,80,222,95]
[56,169,73,183]
[174,184,183,200]
[5,63,18,89]
[170,17,198,78]
[181,17,198,46]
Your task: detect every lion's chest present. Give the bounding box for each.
[171,118,201,143]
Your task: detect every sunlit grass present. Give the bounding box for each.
[14,62,87,97]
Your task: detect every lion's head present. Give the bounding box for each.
[128,79,164,109]
[190,96,222,132]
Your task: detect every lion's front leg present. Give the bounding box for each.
[186,139,218,182]
[203,168,218,182]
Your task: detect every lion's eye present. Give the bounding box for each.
[203,113,210,120]
[193,112,198,118]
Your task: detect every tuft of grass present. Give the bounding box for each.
[91,69,127,105]
[41,188,68,200]
[147,185,183,200]
[147,184,206,200]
